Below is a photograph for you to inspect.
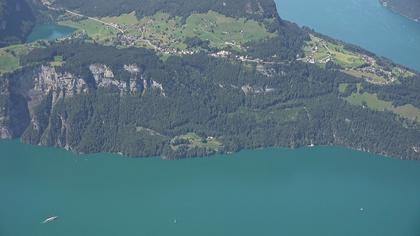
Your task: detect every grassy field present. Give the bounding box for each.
[102,12,139,25]
[0,49,20,74]
[61,10,275,52]
[120,10,274,50]
[182,11,275,50]
[50,56,64,67]
[0,44,36,75]
[338,83,349,93]
[304,35,418,85]
[134,12,186,50]
[304,35,364,68]
[345,91,420,121]
[393,105,420,121]
[346,92,392,111]
[343,69,388,84]
[59,18,118,44]
[392,67,416,78]
[171,132,223,152]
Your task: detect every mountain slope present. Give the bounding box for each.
[52,0,279,20]
[0,0,35,47]
[0,0,419,159]
[380,0,420,21]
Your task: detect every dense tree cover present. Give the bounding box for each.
[0,69,30,137]
[184,37,211,51]
[246,21,309,61]
[22,40,163,84]
[363,76,420,108]
[53,0,278,21]
[0,0,419,159]
[0,0,35,47]
[0,41,418,159]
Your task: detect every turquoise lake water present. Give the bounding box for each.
[1,140,420,236]
[26,24,75,43]
[275,0,420,71]
[1,1,420,235]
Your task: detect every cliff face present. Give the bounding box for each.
[380,0,420,21]
[0,63,166,149]
[0,78,11,138]
[32,65,88,107]
[0,66,82,141]
[0,70,31,139]
[89,63,165,96]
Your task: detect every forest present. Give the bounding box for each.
[0,0,419,160]
[53,0,279,22]
[0,39,418,159]
[0,0,35,47]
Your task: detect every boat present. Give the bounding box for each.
[42,216,58,224]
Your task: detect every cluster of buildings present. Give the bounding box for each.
[299,38,399,84]
[114,24,199,56]
[352,55,397,84]
[300,40,333,64]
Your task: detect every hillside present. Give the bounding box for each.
[52,0,279,20]
[0,0,35,47]
[0,0,419,159]
[380,0,420,21]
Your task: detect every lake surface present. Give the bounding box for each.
[2,1,420,235]
[275,0,420,71]
[1,139,420,236]
[26,24,75,43]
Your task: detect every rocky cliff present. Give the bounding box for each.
[32,65,88,107]
[90,63,166,96]
[0,62,166,147]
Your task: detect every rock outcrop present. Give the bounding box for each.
[89,64,122,89]
[31,65,88,107]
[90,63,166,96]
[0,62,167,147]
[241,84,275,95]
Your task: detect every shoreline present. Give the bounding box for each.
[379,0,420,23]
[0,138,418,161]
